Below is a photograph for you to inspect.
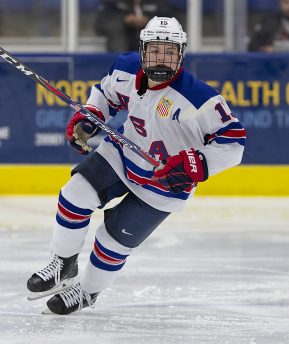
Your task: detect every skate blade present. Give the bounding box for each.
[27,278,75,301]
[42,308,53,315]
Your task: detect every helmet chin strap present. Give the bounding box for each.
[145,65,176,83]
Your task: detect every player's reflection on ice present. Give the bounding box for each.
[0,196,288,344]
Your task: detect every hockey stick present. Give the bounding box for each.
[0,46,160,168]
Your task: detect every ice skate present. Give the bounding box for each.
[43,282,98,315]
[27,253,79,301]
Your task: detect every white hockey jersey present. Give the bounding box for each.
[86,52,246,212]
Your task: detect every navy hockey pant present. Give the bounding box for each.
[72,152,170,248]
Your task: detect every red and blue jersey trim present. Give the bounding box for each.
[105,136,192,200]
[205,122,246,146]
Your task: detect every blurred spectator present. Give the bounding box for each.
[248,0,289,52]
[95,0,175,52]
[168,0,187,31]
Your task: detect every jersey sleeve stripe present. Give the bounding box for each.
[205,121,246,146]
[212,137,246,145]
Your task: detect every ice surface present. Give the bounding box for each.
[0,196,289,344]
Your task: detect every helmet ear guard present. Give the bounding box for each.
[139,17,187,83]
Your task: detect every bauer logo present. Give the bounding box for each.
[156,97,172,118]
[186,150,198,173]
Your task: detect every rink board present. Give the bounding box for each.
[1,53,289,165]
[1,53,289,196]
[0,165,288,195]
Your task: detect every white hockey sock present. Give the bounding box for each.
[81,223,132,293]
[51,173,101,258]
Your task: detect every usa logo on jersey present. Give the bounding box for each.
[157,97,172,118]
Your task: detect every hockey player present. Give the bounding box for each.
[27,17,246,315]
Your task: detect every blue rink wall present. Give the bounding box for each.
[0,52,288,195]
